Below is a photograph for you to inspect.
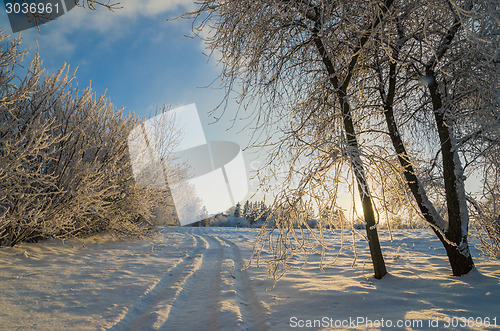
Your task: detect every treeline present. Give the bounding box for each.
[0,33,177,247]
[229,201,426,230]
[231,200,269,224]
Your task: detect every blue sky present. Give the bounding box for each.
[0,1,268,209]
[0,1,360,213]
[0,1,486,219]
[0,0,238,139]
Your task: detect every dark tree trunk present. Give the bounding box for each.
[431,227,474,276]
[423,1,474,275]
[379,60,474,275]
[426,72,474,275]
[383,95,474,275]
[288,0,396,279]
[375,13,474,275]
[312,28,387,280]
[339,90,387,280]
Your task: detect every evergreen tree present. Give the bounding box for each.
[243,200,250,219]
[234,202,241,218]
[259,201,267,221]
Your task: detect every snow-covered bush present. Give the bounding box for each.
[0,32,177,246]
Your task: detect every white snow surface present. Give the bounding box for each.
[0,227,499,330]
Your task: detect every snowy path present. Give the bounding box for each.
[109,227,269,331]
[1,228,499,330]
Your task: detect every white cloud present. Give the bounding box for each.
[118,0,196,17]
[59,0,196,33]
[11,0,198,61]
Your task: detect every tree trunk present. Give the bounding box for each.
[377,24,474,275]
[431,227,474,276]
[312,30,387,280]
[383,98,474,275]
[427,72,474,275]
[347,121,388,280]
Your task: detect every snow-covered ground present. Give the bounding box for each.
[0,227,499,330]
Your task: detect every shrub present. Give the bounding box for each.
[0,32,177,246]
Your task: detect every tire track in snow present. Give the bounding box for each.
[109,228,268,330]
[108,232,206,330]
[214,235,269,331]
[159,230,224,330]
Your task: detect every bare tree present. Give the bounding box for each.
[182,0,498,277]
[183,0,390,279]
[357,0,498,274]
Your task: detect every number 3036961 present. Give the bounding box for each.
[443,317,497,328]
[5,2,60,15]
